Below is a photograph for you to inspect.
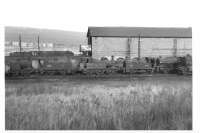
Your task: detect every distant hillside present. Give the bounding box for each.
[5,26,87,51]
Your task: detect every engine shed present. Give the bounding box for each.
[87,27,192,60]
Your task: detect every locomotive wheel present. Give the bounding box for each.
[82,70,87,75]
[53,71,57,75]
[163,69,169,74]
[178,69,187,75]
[14,72,20,77]
[109,69,114,74]
[107,69,114,74]
[5,73,12,77]
[98,70,103,75]
[22,71,30,77]
[87,71,93,75]
[178,70,183,75]
[63,71,67,75]
[104,70,109,74]
[56,71,62,75]
[39,71,45,75]
[62,71,67,75]
[60,71,67,75]
[46,71,53,75]
[147,69,152,74]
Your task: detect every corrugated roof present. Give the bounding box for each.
[87,27,192,38]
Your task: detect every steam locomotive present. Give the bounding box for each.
[5,51,154,77]
[5,50,192,77]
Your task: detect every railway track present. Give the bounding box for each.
[5,73,192,81]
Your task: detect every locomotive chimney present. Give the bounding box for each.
[111,55,114,61]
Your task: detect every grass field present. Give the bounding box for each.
[5,75,192,130]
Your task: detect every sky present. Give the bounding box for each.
[1,0,196,32]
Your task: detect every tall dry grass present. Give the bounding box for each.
[5,76,192,130]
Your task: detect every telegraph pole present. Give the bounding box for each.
[138,34,141,60]
[37,35,40,52]
[173,38,177,57]
[19,34,22,53]
[127,37,131,61]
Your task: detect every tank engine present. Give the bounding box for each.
[5,51,81,76]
